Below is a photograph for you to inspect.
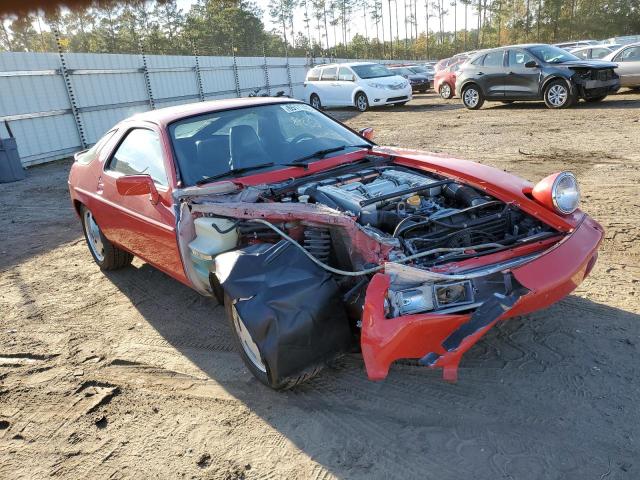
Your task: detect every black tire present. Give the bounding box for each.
[585,95,607,103]
[355,91,369,112]
[439,83,453,99]
[461,84,484,110]
[80,205,132,270]
[224,294,322,390]
[310,93,322,109]
[543,80,575,109]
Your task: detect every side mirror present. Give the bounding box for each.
[359,127,375,140]
[524,60,539,68]
[116,175,159,205]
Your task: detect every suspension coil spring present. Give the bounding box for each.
[303,227,331,264]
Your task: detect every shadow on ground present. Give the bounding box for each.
[104,261,640,479]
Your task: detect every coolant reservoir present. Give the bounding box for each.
[189,217,238,286]
[189,217,238,260]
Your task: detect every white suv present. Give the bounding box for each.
[303,62,412,112]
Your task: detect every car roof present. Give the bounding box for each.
[126,97,302,127]
[570,45,612,52]
[311,62,380,69]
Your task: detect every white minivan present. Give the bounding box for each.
[303,62,412,112]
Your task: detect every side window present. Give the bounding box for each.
[471,55,485,66]
[483,50,505,67]
[590,48,606,59]
[617,46,640,61]
[573,50,589,59]
[338,67,354,81]
[307,67,320,81]
[108,129,168,187]
[508,49,536,66]
[321,67,337,81]
[77,129,117,164]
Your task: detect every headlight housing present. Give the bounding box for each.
[367,81,388,89]
[532,171,580,215]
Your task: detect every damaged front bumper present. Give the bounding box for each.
[361,214,604,382]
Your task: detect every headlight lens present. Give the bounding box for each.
[367,81,387,89]
[552,172,580,214]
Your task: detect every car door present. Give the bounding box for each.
[613,46,640,86]
[504,49,541,98]
[319,66,340,105]
[474,50,506,98]
[336,67,357,105]
[96,126,185,280]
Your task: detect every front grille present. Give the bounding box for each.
[387,96,408,102]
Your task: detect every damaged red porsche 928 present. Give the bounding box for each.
[68,97,603,389]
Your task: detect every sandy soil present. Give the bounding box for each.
[1,91,639,480]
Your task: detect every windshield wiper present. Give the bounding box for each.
[287,144,372,165]
[196,162,275,184]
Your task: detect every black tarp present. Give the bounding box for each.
[215,240,351,382]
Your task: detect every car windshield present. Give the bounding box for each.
[351,64,393,79]
[168,103,370,186]
[528,45,580,63]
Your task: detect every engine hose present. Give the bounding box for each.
[247,218,503,277]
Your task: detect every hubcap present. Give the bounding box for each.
[441,84,451,98]
[464,88,479,107]
[231,304,266,373]
[357,95,367,110]
[548,84,567,106]
[84,210,104,262]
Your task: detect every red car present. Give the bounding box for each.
[68,98,602,389]
[435,62,463,99]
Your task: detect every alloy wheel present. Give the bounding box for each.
[547,84,568,107]
[463,88,479,108]
[231,304,267,373]
[84,210,105,262]
[440,84,451,99]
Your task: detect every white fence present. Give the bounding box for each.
[0,52,412,167]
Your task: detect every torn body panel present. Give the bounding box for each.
[361,214,603,382]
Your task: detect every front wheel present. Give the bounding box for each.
[80,205,132,270]
[355,92,369,112]
[225,294,322,390]
[544,80,574,109]
[439,83,453,99]
[461,85,484,110]
[310,93,322,109]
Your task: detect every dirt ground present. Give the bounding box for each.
[1,91,639,480]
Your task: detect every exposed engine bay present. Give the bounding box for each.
[183,157,560,385]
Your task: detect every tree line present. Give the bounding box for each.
[0,0,638,60]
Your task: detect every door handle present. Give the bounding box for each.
[508,71,515,75]
[477,72,484,76]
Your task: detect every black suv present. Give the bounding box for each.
[455,44,620,109]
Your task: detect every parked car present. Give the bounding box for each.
[388,66,430,92]
[569,45,614,59]
[69,97,602,389]
[456,44,620,109]
[602,35,640,46]
[602,42,640,89]
[406,64,435,86]
[304,62,411,112]
[554,40,599,50]
[434,61,463,99]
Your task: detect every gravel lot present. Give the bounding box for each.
[1,91,639,479]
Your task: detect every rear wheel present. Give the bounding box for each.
[462,84,484,109]
[225,294,322,390]
[80,205,132,270]
[544,80,574,109]
[310,93,321,109]
[585,94,607,103]
[439,83,453,99]
[355,92,369,112]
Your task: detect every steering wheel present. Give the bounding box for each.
[290,133,315,144]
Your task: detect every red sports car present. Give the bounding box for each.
[68,98,602,389]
